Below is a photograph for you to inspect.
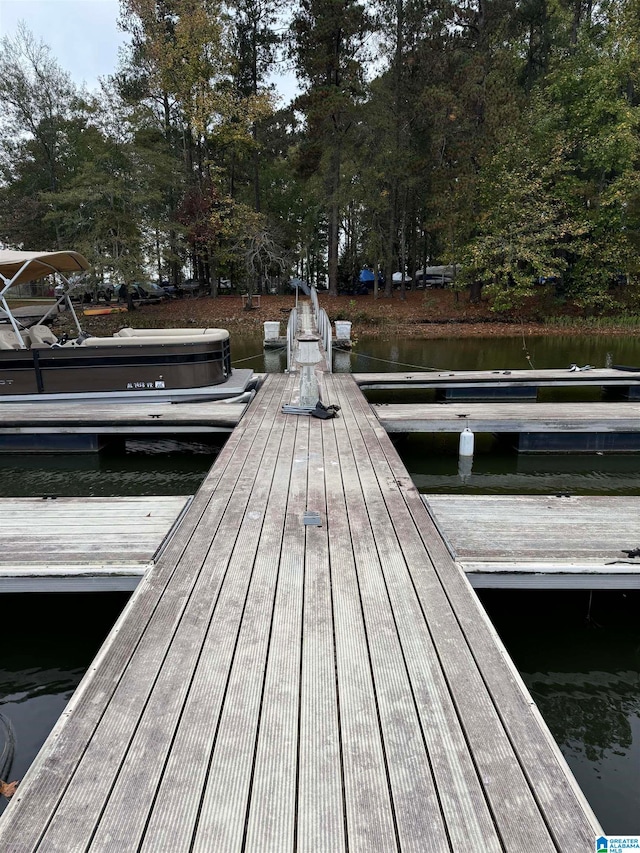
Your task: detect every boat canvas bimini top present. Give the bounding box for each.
[0,250,235,402]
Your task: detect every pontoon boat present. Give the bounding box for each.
[0,251,246,402]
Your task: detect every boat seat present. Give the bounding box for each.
[114,327,228,339]
[0,329,25,349]
[29,324,58,347]
[81,332,230,346]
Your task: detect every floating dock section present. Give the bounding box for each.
[0,369,255,452]
[0,496,190,592]
[355,367,640,399]
[424,494,640,589]
[373,400,640,451]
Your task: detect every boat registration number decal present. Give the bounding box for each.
[127,380,166,390]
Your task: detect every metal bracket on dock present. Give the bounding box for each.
[303,510,322,527]
[282,404,316,415]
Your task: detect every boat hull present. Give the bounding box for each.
[0,338,232,398]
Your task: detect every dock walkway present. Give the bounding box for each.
[0,372,600,852]
[0,398,247,435]
[374,400,640,436]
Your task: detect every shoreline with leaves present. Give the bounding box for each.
[59,290,640,342]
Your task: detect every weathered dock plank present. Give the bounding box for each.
[425,494,640,587]
[0,374,288,851]
[351,376,599,851]
[38,375,295,853]
[0,374,602,852]
[0,496,189,591]
[374,400,640,433]
[334,375,598,851]
[355,367,640,390]
[0,399,247,435]
[295,414,345,853]
[329,375,503,851]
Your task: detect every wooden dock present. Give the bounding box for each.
[0,370,255,452]
[373,400,640,432]
[0,398,247,451]
[0,497,190,592]
[373,401,640,452]
[355,367,640,397]
[0,372,600,851]
[0,398,247,436]
[425,494,640,589]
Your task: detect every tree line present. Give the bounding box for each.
[1,0,639,310]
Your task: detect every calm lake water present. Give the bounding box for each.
[1,333,639,833]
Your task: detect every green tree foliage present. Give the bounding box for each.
[229,0,280,211]
[1,1,639,313]
[0,24,80,248]
[42,125,150,284]
[464,1,640,311]
[290,0,372,294]
[118,0,276,288]
[461,131,588,309]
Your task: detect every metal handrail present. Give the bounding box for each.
[308,286,332,373]
[319,308,332,372]
[286,307,297,371]
[289,287,331,372]
[310,285,319,317]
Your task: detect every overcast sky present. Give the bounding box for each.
[0,0,126,89]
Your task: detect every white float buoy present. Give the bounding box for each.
[459,427,474,457]
[334,320,352,341]
[263,321,280,341]
[458,428,474,483]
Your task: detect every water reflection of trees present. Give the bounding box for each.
[525,672,640,763]
[0,667,84,704]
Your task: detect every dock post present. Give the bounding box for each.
[298,334,322,408]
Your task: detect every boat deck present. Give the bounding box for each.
[0,373,599,852]
[0,496,190,592]
[425,494,640,588]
